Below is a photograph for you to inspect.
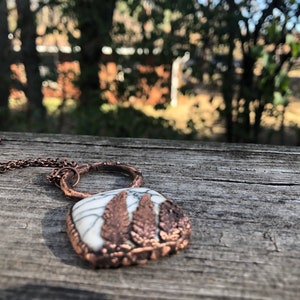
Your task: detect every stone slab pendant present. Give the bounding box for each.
[66,187,192,268]
[52,162,192,268]
[0,159,191,269]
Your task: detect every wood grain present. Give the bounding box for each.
[0,131,299,299]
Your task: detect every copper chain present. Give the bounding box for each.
[0,157,79,187]
[0,157,144,200]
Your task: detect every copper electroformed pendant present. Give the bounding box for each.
[0,158,191,269]
[54,162,192,268]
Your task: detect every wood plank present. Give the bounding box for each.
[0,131,300,299]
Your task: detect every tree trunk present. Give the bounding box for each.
[221,5,236,143]
[0,0,11,129]
[75,0,116,110]
[16,0,46,129]
[239,52,255,142]
[253,103,265,142]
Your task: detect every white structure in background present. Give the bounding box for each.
[21,44,192,106]
[170,51,190,107]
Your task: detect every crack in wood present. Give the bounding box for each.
[196,177,300,186]
[263,231,281,252]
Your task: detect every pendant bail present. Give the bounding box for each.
[49,162,144,200]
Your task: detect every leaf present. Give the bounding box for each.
[291,43,300,58]
[275,71,290,92]
[286,34,294,45]
[250,45,263,59]
[131,194,157,246]
[273,92,288,107]
[262,52,271,68]
[101,190,130,245]
[265,19,281,44]
[159,200,185,242]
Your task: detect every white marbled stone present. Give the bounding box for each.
[71,187,167,252]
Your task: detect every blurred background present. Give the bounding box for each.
[0,0,300,144]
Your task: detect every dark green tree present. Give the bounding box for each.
[119,0,300,142]
[198,0,300,142]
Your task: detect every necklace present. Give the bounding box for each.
[0,158,192,268]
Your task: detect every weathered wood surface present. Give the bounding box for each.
[0,131,299,300]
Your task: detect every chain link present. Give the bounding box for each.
[0,157,144,200]
[0,157,79,187]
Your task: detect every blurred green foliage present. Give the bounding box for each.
[6,101,194,140]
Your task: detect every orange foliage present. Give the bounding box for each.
[10,61,170,105]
